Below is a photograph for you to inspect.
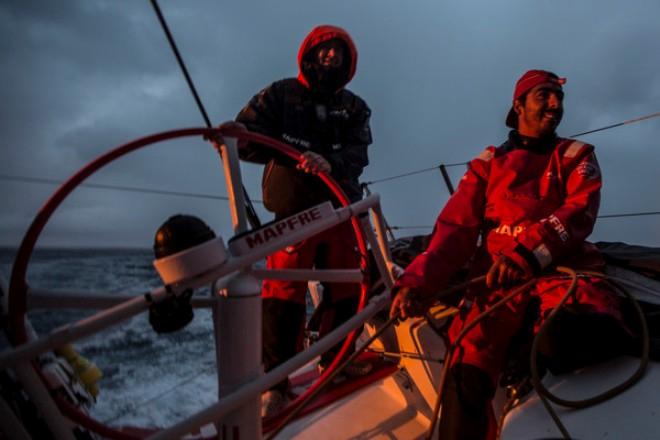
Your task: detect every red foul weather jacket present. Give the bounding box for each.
[396,132,607,297]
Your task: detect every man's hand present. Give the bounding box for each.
[389,287,427,320]
[297,151,331,175]
[486,255,525,289]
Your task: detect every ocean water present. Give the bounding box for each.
[0,248,221,428]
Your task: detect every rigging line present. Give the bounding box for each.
[570,111,660,138]
[150,0,212,127]
[0,173,264,203]
[366,110,660,184]
[598,211,660,219]
[363,165,441,185]
[150,0,262,228]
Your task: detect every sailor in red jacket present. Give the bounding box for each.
[390,70,630,439]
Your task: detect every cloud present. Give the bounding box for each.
[1,0,659,248]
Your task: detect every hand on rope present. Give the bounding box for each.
[389,275,489,320]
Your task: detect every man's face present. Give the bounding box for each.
[315,40,344,70]
[514,83,564,138]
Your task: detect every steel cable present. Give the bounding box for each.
[149,0,261,228]
[3,172,657,222]
[365,111,660,186]
[0,173,263,203]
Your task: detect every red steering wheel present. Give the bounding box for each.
[7,126,370,438]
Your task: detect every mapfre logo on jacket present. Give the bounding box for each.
[493,224,525,237]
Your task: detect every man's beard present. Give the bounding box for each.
[303,62,346,93]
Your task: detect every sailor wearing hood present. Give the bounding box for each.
[234,25,373,417]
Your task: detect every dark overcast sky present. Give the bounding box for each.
[1,0,659,249]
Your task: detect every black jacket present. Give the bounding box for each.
[237,78,372,218]
[236,26,372,219]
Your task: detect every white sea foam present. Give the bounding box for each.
[1,248,223,428]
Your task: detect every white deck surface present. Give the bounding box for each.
[501,356,660,440]
[277,372,431,439]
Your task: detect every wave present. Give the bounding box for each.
[1,248,221,427]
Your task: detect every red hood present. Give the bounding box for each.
[297,25,357,90]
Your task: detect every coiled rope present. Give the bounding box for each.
[424,267,650,439]
[529,268,650,439]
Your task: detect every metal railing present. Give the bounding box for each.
[1,193,396,439]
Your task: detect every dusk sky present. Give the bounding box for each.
[1,0,659,249]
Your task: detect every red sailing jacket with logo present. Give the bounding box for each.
[395,133,604,296]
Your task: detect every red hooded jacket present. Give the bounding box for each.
[297,25,358,89]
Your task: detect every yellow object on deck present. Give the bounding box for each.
[55,344,103,398]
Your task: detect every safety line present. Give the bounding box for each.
[365,110,660,184]
[3,172,657,222]
[571,111,660,137]
[0,173,263,203]
[363,165,441,185]
[363,161,469,185]
[598,211,660,219]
